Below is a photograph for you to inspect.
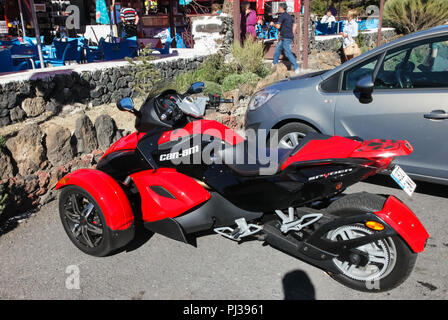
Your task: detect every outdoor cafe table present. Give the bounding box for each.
[11,54,37,69]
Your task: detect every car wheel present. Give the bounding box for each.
[270,122,317,148]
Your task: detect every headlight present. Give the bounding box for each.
[248,88,279,111]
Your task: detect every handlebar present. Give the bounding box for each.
[160,108,173,121]
[207,94,234,108]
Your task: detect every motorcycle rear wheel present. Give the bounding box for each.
[325,192,417,292]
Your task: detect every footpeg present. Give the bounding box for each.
[275,207,322,234]
[214,218,262,241]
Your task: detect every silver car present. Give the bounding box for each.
[245,25,448,184]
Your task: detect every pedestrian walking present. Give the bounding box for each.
[271,3,300,73]
[241,2,257,40]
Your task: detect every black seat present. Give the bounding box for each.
[216,133,333,176]
[217,141,294,176]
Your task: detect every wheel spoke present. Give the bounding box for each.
[70,194,82,215]
[81,226,95,247]
[279,139,292,149]
[86,222,103,235]
[369,256,388,265]
[289,133,300,146]
[65,210,81,224]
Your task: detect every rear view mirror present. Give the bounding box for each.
[186,82,205,95]
[355,75,374,104]
[117,97,135,112]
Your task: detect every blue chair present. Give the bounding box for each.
[0,38,22,47]
[358,20,367,31]
[66,37,87,62]
[366,18,379,30]
[45,39,79,66]
[124,36,138,57]
[103,41,131,60]
[0,49,30,73]
[23,36,44,45]
[155,39,172,55]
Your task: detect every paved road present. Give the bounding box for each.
[0,176,447,300]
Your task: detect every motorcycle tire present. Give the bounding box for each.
[325,192,417,292]
[59,185,118,257]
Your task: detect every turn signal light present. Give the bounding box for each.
[365,221,385,231]
[58,176,70,185]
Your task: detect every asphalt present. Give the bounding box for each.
[0,175,447,300]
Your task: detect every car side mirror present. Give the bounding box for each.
[355,74,374,104]
[117,97,135,112]
[186,82,205,95]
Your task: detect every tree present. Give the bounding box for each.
[384,0,448,34]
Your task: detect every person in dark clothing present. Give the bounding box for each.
[271,3,300,73]
[120,3,139,38]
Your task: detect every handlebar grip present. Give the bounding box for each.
[220,98,234,104]
[160,108,173,121]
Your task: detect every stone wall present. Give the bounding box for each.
[0,55,206,127]
[311,28,397,53]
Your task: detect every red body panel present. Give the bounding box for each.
[281,137,414,171]
[374,196,429,253]
[130,169,211,222]
[281,136,362,170]
[101,132,144,159]
[55,169,134,230]
[350,139,413,159]
[158,120,244,146]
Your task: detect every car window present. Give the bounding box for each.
[375,36,448,89]
[342,56,379,91]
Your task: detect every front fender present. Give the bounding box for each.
[56,169,134,230]
[374,196,429,253]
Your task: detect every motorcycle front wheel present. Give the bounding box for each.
[59,185,116,257]
[325,193,417,292]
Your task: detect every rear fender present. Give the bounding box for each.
[374,196,429,253]
[130,169,211,222]
[56,169,134,230]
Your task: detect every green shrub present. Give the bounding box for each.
[384,0,448,34]
[0,135,5,148]
[202,81,223,95]
[222,73,260,92]
[126,46,162,96]
[231,37,266,76]
[196,54,234,84]
[173,70,202,93]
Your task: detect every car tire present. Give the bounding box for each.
[269,122,317,148]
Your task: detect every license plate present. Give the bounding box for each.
[390,165,416,197]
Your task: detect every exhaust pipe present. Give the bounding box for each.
[263,221,340,274]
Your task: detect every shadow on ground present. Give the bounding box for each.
[282,270,315,300]
[365,175,448,198]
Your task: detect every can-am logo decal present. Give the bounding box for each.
[308,168,353,181]
[159,145,200,161]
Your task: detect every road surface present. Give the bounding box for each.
[0,176,447,299]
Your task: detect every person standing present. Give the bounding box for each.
[340,10,359,61]
[241,2,257,40]
[271,3,300,73]
[120,3,139,38]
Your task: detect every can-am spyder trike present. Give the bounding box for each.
[57,82,429,292]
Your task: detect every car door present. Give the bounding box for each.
[334,35,448,182]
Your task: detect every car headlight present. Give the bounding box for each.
[248,88,279,111]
